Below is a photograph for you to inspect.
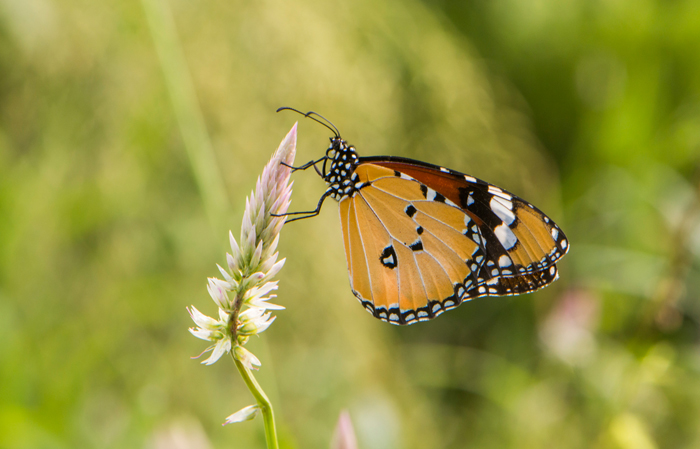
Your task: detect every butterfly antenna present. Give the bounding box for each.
[276,107,340,138]
[305,111,341,137]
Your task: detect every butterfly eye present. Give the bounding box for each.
[326,139,342,157]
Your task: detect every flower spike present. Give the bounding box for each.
[187,123,297,434]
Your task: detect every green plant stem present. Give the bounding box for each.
[232,352,279,449]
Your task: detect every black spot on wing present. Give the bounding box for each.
[409,240,423,252]
[420,184,428,198]
[379,245,397,269]
[405,205,417,217]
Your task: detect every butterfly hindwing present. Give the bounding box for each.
[340,164,495,324]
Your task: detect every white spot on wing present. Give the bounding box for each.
[494,195,513,210]
[445,198,458,207]
[491,190,512,201]
[494,224,518,250]
[487,186,512,200]
[464,175,477,183]
[490,197,516,225]
[551,227,559,240]
[498,255,512,267]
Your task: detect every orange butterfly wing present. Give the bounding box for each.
[338,158,568,325]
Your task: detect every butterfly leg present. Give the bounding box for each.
[281,157,326,173]
[272,189,333,223]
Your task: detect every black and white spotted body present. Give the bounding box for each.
[323,137,362,201]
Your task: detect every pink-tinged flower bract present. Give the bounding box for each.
[188,124,297,369]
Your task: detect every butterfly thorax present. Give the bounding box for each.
[324,137,361,202]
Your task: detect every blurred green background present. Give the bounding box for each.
[2,0,700,448]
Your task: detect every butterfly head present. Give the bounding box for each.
[324,136,360,201]
[275,107,361,201]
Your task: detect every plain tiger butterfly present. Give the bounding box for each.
[277,108,569,325]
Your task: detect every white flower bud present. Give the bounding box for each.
[224,405,260,425]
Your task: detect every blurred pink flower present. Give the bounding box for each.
[331,410,358,449]
[540,289,600,365]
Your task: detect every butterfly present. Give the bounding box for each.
[277,108,569,325]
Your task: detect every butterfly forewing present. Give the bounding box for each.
[363,157,569,277]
